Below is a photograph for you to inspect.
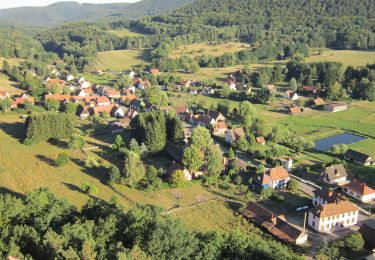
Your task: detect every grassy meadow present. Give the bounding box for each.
[306,49,375,67]
[170,42,251,59]
[95,49,151,71]
[109,28,147,38]
[0,73,23,95]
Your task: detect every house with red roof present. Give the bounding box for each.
[10,94,35,109]
[302,86,320,95]
[342,180,375,203]
[288,106,302,115]
[254,166,290,189]
[149,68,160,75]
[256,136,266,145]
[77,88,94,97]
[95,96,111,107]
[212,121,228,136]
[225,128,246,144]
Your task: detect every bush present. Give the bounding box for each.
[56,152,70,167]
[81,182,98,195]
[107,166,121,185]
[271,191,285,202]
[345,233,364,251]
[85,157,100,168]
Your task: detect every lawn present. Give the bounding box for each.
[95,49,151,71]
[170,42,252,59]
[79,72,118,86]
[0,73,23,95]
[0,57,23,67]
[109,28,147,38]
[306,48,375,68]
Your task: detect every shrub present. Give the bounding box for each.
[56,152,70,167]
[85,157,100,168]
[345,233,364,251]
[81,182,98,195]
[271,191,285,202]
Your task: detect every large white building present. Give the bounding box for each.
[308,200,358,233]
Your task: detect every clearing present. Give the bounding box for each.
[109,28,147,38]
[95,49,150,71]
[170,42,252,59]
[306,49,375,68]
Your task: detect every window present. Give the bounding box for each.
[312,221,315,227]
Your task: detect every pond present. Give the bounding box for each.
[314,133,365,152]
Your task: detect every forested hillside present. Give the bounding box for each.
[0,0,195,27]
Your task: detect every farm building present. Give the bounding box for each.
[324,102,348,112]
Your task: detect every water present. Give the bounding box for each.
[314,133,365,152]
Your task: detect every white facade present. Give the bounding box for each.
[113,107,125,118]
[80,81,90,89]
[323,176,347,185]
[343,187,375,203]
[66,74,75,81]
[271,177,290,189]
[308,210,358,233]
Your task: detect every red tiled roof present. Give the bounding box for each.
[289,107,302,115]
[256,137,266,144]
[175,106,188,114]
[313,98,325,106]
[310,200,358,218]
[91,105,116,115]
[269,166,289,181]
[342,180,375,196]
[96,96,110,104]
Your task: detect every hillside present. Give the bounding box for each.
[0,0,196,27]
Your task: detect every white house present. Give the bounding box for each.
[308,200,358,233]
[321,164,348,185]
[342,180,375,203]
[224,128,246,144]
[80,81,90,89]
[268,166,290,189]
[66,74,75,82]
[113,107,126,118]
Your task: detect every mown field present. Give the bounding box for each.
[95,49,151,71]
[0,73,23,95]
[306,49,375,67]
[109,28,147,38]
[170,42,252,59]
[0,114,262,233]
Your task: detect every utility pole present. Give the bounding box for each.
[303,212,307,231]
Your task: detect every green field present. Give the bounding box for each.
[170,42,252,59]
[95,49,151,71]
[306,49,375,67]
[109,28,147,38]
[0,73,23,95]
[0,57,23,67]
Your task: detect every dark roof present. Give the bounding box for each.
[313,189,343,203]
[166,162,185,177]
[207,110,224,120]
[226,158,247,170]
[322,164,348,180]
[345,149,373,163]
[359,220,375,248]
[241,202,306,244]
[130,99,143,108]
[165,141,184,161]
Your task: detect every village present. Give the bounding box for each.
[1,62,375,254]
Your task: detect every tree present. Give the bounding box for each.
[345,233,364,251]
[107,166,121,185]
[64,102,78,114]
[260,188,273,199]
[56,152,70,167]
[191,126,213,150]
[221,85,231,98]
[143,87,169,106]
[146,165,158,184]
[289,78,298,91]
[239,101,256,118]
[182,145,203,172]
[255,88,272,104]
[256,164,265,174]
[167,117,184,144]
[170,170,187,188]
[2,60,11,74]
[288,179,299,194]
[0,98,12,113]
[123,151,146,188]
[326,81,341,100]
[206,145,223,177]
[44,99,61,111]
[228,147,235,160]
[81,182,98,195]
[68,135,86,150]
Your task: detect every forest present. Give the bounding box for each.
[0,188,303,260]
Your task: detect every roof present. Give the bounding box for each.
[241,202,306,244]
[207,110,224,120]
[256,137,266,144]
[359,220,375,248]
[214,121,228,130]
[323,164,348,180]
[150,68,160,74]
[303,85,319,92]
[166,162,186,176]
[289,107,302,115]
[82,88,94,95]
[313,189,343,203]
[253,173,272,186]
[227,128,246,140]
[46,78,65,85]
[226,158,247,170]
[106,89,121,96]
[342,180,375,196]
[313,98,325,106]
[268,166,289,181]
[96,96,110,104]
[0,91,9,97]
[345,149,373,163]
[175,106,188,114]
[91,105,116,115]
[310,200,358,218]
